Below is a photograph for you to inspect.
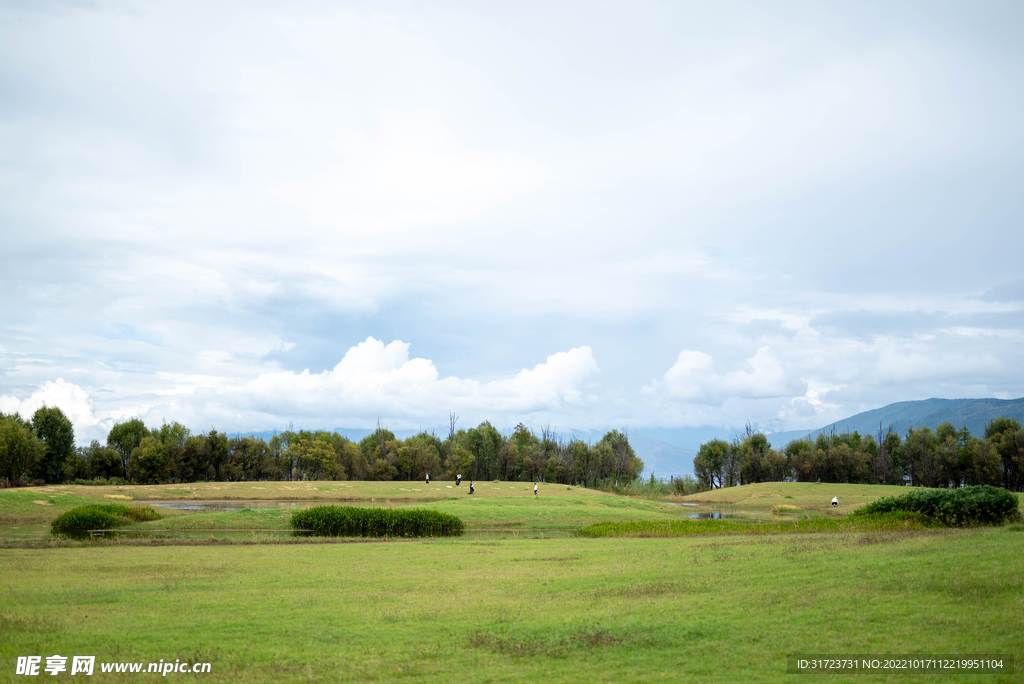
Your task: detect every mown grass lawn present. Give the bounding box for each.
[2,527,1022,683]
[2,482,1023,682]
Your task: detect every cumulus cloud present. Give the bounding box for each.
[0,379,112,442]
[649,347,793,404]
[235,338,598,425]
[1,340,601,439]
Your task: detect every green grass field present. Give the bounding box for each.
[0,482,697,541]
[1,482,1022,683]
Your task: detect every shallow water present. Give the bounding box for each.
[685,511,738,520]
[662,501,776,521]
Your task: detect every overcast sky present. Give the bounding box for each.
[2,0,1023,443]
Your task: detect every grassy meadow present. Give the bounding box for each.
[1,481,1022,683]
[0,481,693,541]
[676,481,922,515]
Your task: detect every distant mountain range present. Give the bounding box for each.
[232,397,1024,481]
[764,397,1024,446]
[631,397,1024,476]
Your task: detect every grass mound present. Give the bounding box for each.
[851,485,1020,526]
[51,504,162,538]
[291,505,464,538]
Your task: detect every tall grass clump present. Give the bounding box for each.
[852,485,1020,526]
[81,503,162,522]
[51,504,162,538]
[670,475,705,496]
[594,477,671,498]
[291,506,464,538]
[594,475,704,498]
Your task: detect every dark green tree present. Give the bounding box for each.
[0,413,46,484]
[80,440,122,480]
[985,418,1024,491]
[107,418,150,480]
[128,436,170,484]
[694,439,729,488]
[31,406,75,483]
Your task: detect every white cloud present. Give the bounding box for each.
[233,337,598,425]
[0,341,601,437]
[1,3,1022,441]
[0,379,112,443]
[650,347,792,404]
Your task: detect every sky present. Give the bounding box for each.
[1,0,1023,445]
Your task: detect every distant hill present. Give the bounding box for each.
[766,397,1024,446]
[626,433,695,479]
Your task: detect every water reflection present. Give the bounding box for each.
[686,511,735,520]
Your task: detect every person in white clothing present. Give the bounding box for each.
[831,496,838,508]
[534,483,538,496]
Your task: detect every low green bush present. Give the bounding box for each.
[852,485,1020,526]
[83,503,163,523]
[50,504,162,538]
[51,508,123,538]
[291,506,463,538]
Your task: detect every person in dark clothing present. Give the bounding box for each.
[469,481,475,494]
[456,473,462,486]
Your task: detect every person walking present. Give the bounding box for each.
[534,482,538,496]
[425,473,430,485]
[831,496,838,508]
[469,481,475,494]
[456,473,462,486]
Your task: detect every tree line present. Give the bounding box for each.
[694,419,1024,492]
[0,408,643,487]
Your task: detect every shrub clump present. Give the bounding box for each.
[291,505,463,538]
[81,503,162,523]
[50,504,162,538]
[852,485,1020,526]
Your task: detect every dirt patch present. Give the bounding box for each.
[32,500,51,506]
[468,627,623,658]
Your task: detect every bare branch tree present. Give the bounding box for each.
[376,417,388,463]
[447,410,458,461]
